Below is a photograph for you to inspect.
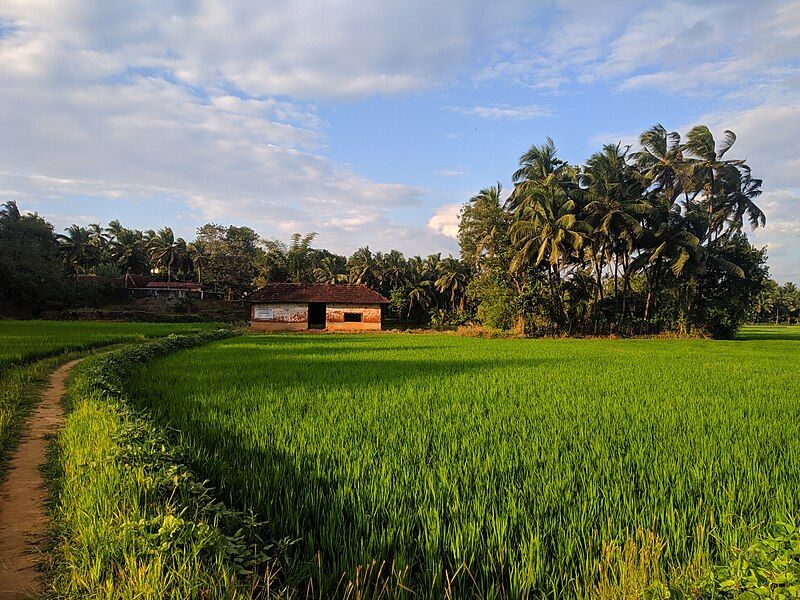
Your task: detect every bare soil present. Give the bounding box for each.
[0,359,80,599]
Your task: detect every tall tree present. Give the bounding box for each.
[0,201,63,312]
[348,247,382,288]
[435,257,470,311]
[57,224,99,275]
[111,227,149,275]
[459,183,509,272]
[147,227,185,282]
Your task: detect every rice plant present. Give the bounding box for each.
[126,331,800,598]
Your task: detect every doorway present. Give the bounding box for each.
[308,302,326,329]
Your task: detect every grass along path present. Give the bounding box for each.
[47,331,275,599]
[0,359,80,599]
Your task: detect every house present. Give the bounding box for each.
[123,274,204,299]
[248,283,389,331]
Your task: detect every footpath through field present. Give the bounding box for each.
[0,359,80,599]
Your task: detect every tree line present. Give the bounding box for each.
[458,124,777,337]
[1,123,797,335]
[0,202,468,323]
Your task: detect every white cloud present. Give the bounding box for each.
[436,167,468,177]
[0,0,535,100]
[0,0,484,255]
[1,0,798,276]
[446,104,553,120]
[428,204,462,239]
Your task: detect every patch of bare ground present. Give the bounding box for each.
[0,359,80,599]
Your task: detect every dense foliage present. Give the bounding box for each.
[128,333,800,598]
[0,201,63,312]
[458,126,778,337]
[1,123,795,335]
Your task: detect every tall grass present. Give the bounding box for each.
[49,331,285,599]
[126,333,800,598]
[0,319,223,370]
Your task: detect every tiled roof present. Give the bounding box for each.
[145,281,202,290]
[122,274,151,289]
[249,283,389,304]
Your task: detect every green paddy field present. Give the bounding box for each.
[0,319,220,370]
[123,326,800,597]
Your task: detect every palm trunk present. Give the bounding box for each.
[621,253,630,334]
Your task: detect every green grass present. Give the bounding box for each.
[0,319,224,370]
[736,324,800,341]
[125,328,800,598]
[48,331,278,599]
[0,320,227,487]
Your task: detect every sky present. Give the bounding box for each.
[0,0,798,282]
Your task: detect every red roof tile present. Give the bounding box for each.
[249,283,388,304]
[145,281,202,290]
[123,274,151,288]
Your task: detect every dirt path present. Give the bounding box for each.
[0,359,81,600]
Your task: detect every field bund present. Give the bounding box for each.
[126,330,800,597]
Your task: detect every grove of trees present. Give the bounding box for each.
[1,123,797,336]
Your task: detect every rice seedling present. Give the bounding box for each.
[124,330,800,598]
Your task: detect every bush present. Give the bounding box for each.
[701,519,800,598]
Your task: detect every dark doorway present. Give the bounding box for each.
[308,302,326,329]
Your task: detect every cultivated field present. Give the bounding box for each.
[0,319,222,370]
[126,329,800,597]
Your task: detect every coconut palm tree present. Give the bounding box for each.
[681,125,748,242]
[187,240,211,284]
[582,143,649,323]
[510,179,589,276]
[512,138,569,190]
[719,168,765,234]
[313,256,347,284]
[348,247,381,288]
[435,257,470,311]
[459,183,509,271]
[1,200,21,222]
[111,228,149,275]
[510,177,590,327]
[405,269,433,318]
[87,223,109,258]
[57,224,99,274]
[633,125,686,208]
[631,195,700,321]
[286,232,317,282]
[147,227,185,282]
[380,249,408,292]
[106,219,125,242]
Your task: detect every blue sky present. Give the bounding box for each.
[1,0,798,281]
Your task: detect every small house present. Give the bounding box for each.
[249,283,389,331]
[123,274,204,299]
